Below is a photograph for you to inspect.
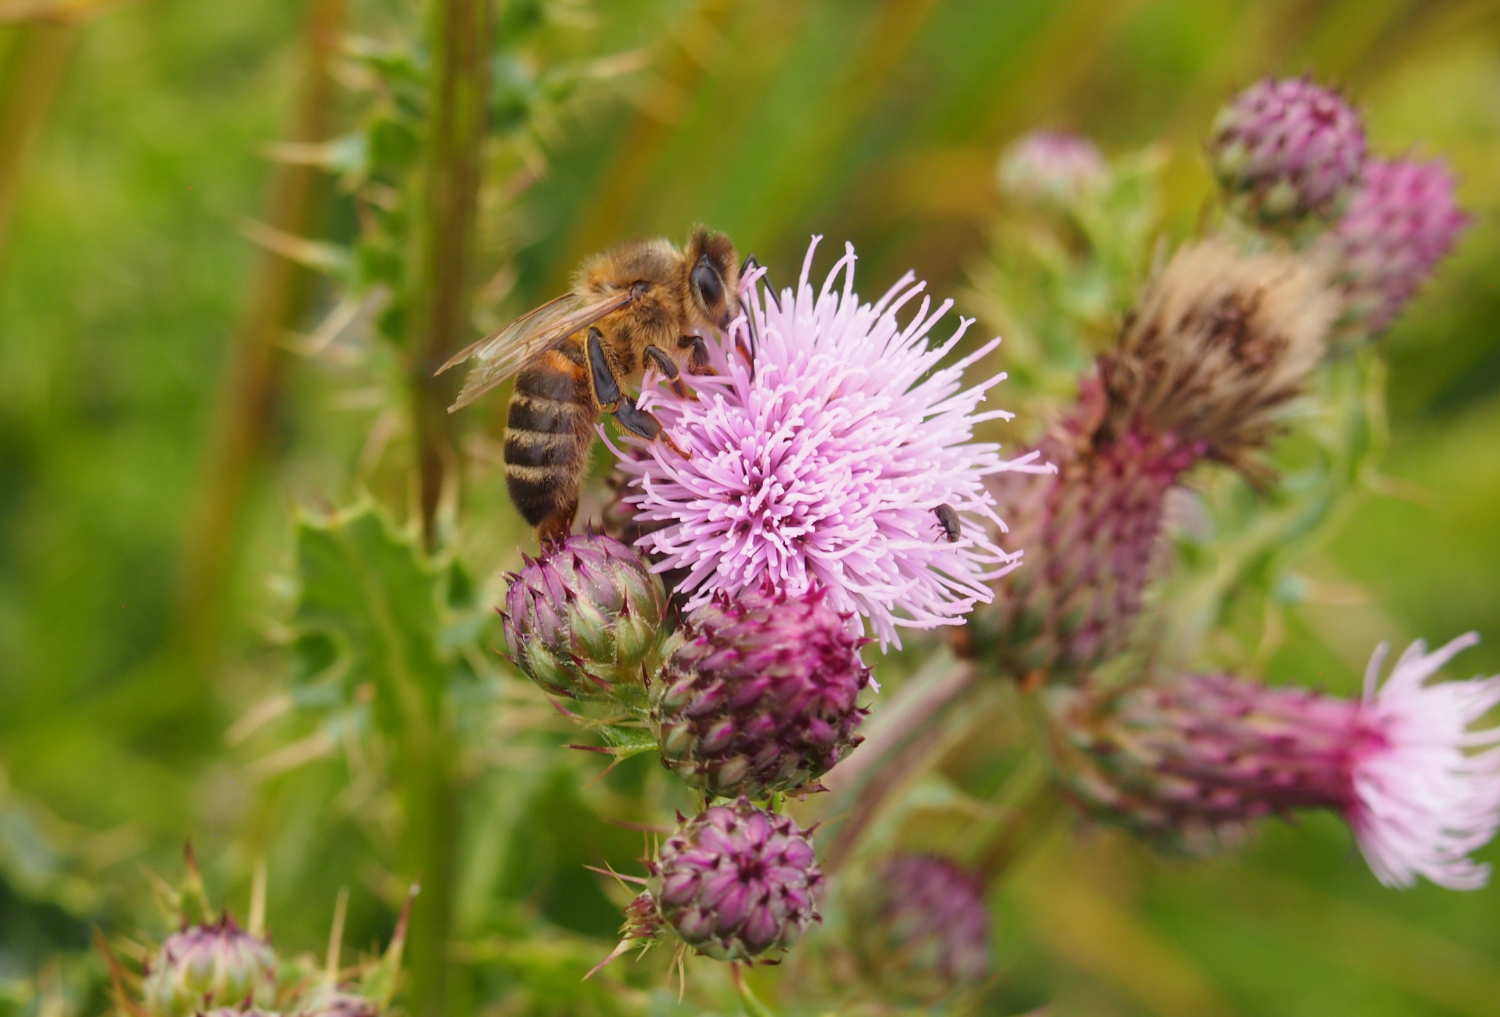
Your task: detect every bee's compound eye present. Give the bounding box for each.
[691,257,723,309]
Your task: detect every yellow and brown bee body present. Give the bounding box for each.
[440,227,744,545]
[504,337,595,544]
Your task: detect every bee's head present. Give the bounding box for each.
[685,227,739,331]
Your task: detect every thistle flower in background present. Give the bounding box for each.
[501,533,667,703]
[998,130,1109,206]
[291,988,381,1017]
[618,799,824,963]
[142,915,279,1016]
[974,241,1337,678]
[611,237,1049,650]
[848,854,992,999]
[651,584,871,799]
[1053,635,1500,890]
[1317,155,1470,339]
[1208,76,1366,227]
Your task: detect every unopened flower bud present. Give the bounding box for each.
[1208,76,1365,227]
[142,916,278,1016]
[651,586,870,798]
[502,533,666,703]
[643,799,823,962]
[1317,156,1469,340]
[1052,635,1500,889]
[849,855,991,999]
[998,130,1108,206]
[290,987,380,1017]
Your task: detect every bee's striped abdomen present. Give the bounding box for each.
[504,339,594,540]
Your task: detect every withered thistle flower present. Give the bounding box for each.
[651,584,871,799]
[1208,76,1366,227]
[141,915,278,1016]
[501,533,667,703]
[1318,155,1470,340]
[848,855,991,999]
[623,799,824,963]
[975,241,1337,679]
[1053,635,1500,889]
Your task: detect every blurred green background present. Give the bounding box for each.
[2,1,1500,1014]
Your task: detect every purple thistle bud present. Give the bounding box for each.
[975,380,1200,677]
[502,533,667,703]
[998,130,1108,206]
[142,915,278,1017]
[1053,635,1500,889]
[651,585,871,799]
[849,855,991,999]
[290,988,380,1017]
[642,799,824,963]
[1208,76,1366,226]
[1317,155,1470,339]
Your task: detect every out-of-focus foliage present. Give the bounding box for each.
[3,1,1500,1015]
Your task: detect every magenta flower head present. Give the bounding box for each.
[1319,155,1470,339]
[502,533,667,704]
[1208,76,1365,226]
[997,130,1108,206]
[609,238,1049,650]
[623,799,824,963]
[142,915,278,1016]
[651,584,871,799]
[849,855,992,999]
[1056,635,1500,889]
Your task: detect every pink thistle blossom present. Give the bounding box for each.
[607,237,1049,650]
[1056,635,1500,890]
[1351,634,1500,890]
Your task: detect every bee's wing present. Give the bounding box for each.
[438,289,637,411]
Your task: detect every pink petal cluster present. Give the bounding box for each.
[609,237,1048,649]
[1351,634,1500,889]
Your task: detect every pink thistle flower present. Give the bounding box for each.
[1055,635,1500,890]
[608,237,1049,649]
[1351,634,1500,889]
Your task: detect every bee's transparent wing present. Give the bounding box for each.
[438,289,636,411]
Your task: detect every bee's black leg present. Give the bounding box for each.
[738,255,762,381]
[644,344,693,399]
[587,327,623,408]
[615,399,690,459]
[677,334,714,376]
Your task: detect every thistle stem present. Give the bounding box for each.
[403,3,491,1013]
[0,21,76,278]
[172,0,345,679]
[408,0,491,551]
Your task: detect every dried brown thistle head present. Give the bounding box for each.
[1098,239,1337,478]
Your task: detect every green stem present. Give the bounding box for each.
[172,0,345,680]
[0,21,76,278]
[408,0,491,551]
[403,3,490,1014]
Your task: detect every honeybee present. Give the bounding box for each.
[437,227,752,544]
